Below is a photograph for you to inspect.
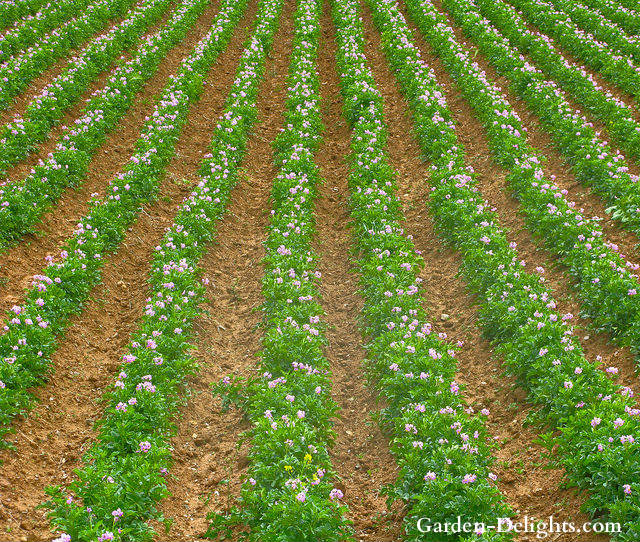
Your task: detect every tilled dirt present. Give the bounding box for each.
[361,1,611,540]
[0,0,231,317]
[314,1,402,539]
[154,0,294,539]
[0,0,262,537]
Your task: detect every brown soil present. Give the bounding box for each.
[154,1,294,539]
[0,0,178,186]
[360,1,611,540]
[510,4,640,121]
[436,0,640,257]
[0,0,635,540]
[314,1,402,540]
[0,0,229,318]
[0,0,154,127]
[0,0,262,538]
[426,0,640,396]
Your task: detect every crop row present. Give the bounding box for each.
[0,0,94,62]
[0,0,236,443]
[43,0,292,539]
[0,0,134,113]
[0,0,173,173]
[0,0,47,29]
[508,0,640,101]
[415,0,640,351]
[548,0,640,61]
[211,2,354,539]
[579,0,640,34]
[0,0,209,252]
[444,0,640,241]
[369,0,640,537]
[474,0,640,164]
[332,0,513,539]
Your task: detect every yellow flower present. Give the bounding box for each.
[304,453,312,463]
[284,465,292,472]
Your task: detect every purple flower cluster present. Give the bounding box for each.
[219,0,350,538]
[335,0,512,537]
[374,0,640,535]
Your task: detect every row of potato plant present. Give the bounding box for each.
[43,2,299,540]
[0,0,208,251]
[441,0,640,238]
[0,0,134,112]
[410,0,640,350]
[369,0,640,538]
[579,0,640,34]
[548,0,640,61]
[209,1,352,540]
[0,0,93,62]
[0,0,246,445]
[331,0,513,539]
[474,0,640,163]
[0,0,47,29]
[507,0,640,101]
[0,0,173,173]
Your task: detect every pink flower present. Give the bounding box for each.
[330,488,344,500]
[123,353,136,364]
[296,492,306,503]
[462,473,477,484]
[137,441,151,453]
[624,484,632,495]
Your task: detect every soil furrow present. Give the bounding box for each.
[0,0,178,185]
[509,5,640,122]
[0,0,146,127]
[430,0,640,260]
[419,0,640,393]
[0,0,229,317]
[361,1,610,540]
[311,2,402,540]
[0,0,261,537]
[153,1,295,539]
